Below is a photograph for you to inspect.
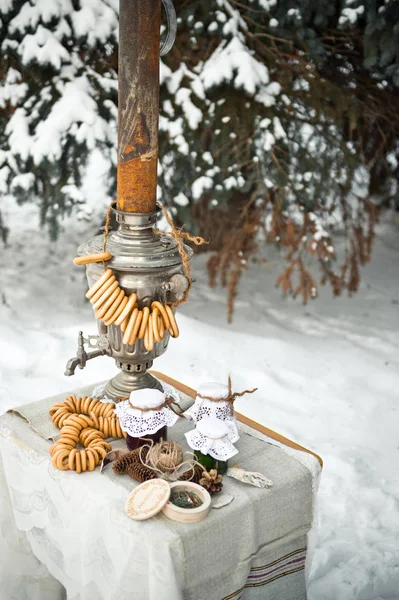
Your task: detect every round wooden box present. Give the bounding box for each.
[162,481,211,523]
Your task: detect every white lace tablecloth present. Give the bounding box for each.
[0,382,321,600]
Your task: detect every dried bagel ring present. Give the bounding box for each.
[52,407,69,425]
[59,434,78,447]
[95,286,121,319]
[50,442,73,456]
[74,396,82,414]
[80,449,87,472]
[151,301,171,330]
[81,396,93,415]
[53,450,70,471]
[85,431,104,446]
[61,424,81,437]
[115,293,137,326]
[144,321,150,351]
[75,451,82,474]
[93,280,119,311]
[144,318,154,351]
[101,288,125,322]
[63,416,85,431]
[110,419,117,438]
[86,449,97,471]
[128,309,143,346]
[158,313,165,339]
[152,307,162,343]
[165,305,179,338]
[138,307,150,339]
[86,269,113,299]
[58,413,72,428]
[88,398,100,414]
[90,275,116,305]
[91,445,107,460]
[73,252,112,266]
[97,402,108,418]
[103,404,115,418]
[60,428,80,443]
[89,411,99,429]
[103,295,128,326]
[78,414,95,428]
[68,449,79,470]
[49,402,67,416]
[122,307,139,345]
[64,398,76,413]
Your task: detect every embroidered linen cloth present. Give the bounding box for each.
[0,382,320,600]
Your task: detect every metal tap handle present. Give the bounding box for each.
[160,0,177,56]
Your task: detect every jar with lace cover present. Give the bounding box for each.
[185,416,238,475]
[184,382,235,423]
[114,388,180,451]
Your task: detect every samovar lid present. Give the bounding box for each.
[77,209,193,271]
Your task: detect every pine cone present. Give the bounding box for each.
[199,469,223,494]
[112,451,137,475]
[127,461,158,483]
[178,463,204,484]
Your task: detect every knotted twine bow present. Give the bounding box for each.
[197,376,258,416]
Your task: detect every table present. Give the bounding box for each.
[0,375,321,600]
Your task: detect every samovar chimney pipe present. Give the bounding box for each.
[65,0,189,400]
[117,0,161,213]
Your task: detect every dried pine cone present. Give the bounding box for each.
[178,463,204,484]
[127,461,158,483]
[199,469,223,494]
[112,451,139,475]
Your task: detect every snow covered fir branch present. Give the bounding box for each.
[1,0,398,317]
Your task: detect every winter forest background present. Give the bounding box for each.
[1,1,399,599]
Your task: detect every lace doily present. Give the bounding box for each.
[114,388,179,437]
[184,382,236,424]
[185,416,239,461]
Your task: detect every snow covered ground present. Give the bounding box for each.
[0,196,398,600]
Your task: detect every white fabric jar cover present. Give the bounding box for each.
[184,382,237,423]
[185,416,239,461]
[114,388,179,438]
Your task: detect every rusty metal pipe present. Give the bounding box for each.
[117,0,161,213]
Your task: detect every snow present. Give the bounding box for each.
[0,192,398,598]
[201,37,270,94]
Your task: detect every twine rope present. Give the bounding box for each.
[102,200,116,269]
[122,395,184,418]
[154,202,208,307]
[197,376,258,416]
[100,200,207,305]
[138,439,205,480]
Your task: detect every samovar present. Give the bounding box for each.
[65,0,190,399]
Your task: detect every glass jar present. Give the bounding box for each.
[194,450,228,475]
[126,425,167,451]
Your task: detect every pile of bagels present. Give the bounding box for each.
[73,253,179,351]
[49,395,126,473]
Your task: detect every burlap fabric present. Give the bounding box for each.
[0,382,318,600]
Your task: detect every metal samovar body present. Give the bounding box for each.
[66,210,192,399]
[65,0,188,400]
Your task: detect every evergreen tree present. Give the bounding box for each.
[0,0,119,240]
[1,0,397,316]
